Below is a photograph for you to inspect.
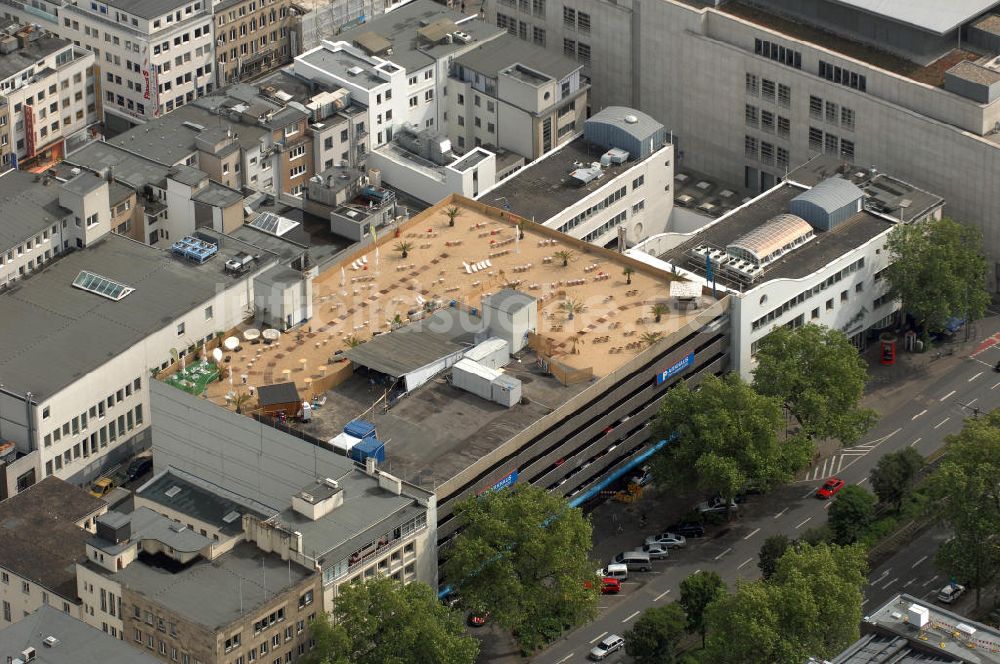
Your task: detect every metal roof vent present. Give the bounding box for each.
[624,114,638,124]
[164,485,182,498]
[42,637,59,648]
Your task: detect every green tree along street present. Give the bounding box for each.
[302,577,478,664]
[869,448,924,510]
[625,603,688,664]
[441,485,598,653]
[827,485,877,545]
[702,543,867,664]
[757,534,792,581]
[650,374,814,501]
[678,570,726,647]
[926,411,1000,607]
[884,216,990,335]
[752,323,876,445]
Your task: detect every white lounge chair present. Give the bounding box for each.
[484,259,492,268]
[463,262,473,274]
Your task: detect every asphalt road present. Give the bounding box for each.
[536,323,1000,664]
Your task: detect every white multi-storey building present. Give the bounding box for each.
[481,106,673,246]
[0,22,97,170]
[0,0,216,132]
[629,155,945,378]
[0,230,274,495]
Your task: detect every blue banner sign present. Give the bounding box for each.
[479,469,518,495]
[655,351,695,385]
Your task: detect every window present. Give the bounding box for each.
[826,298,834,310]
[776,146,789,170]
[744,135,758,160]
[563,6,575,27]
[577,11,590,33]
[825,101,838,124]
[777,83,791,107]
[809,95,823,120]
[745,73,759,96]
[576,42,591,65]
[761,109,774,133]
[176,322,185,336]
[777,116,790,138]
[204,305,213,319]
[819,60,867,92]
[841,107,855,130]
[532,0,545,16]
[824,132,839,155]
[760,141,774,166]
[745,104,758,127]
[632,175,645,189]
[761,78,775,100]
[840,139,855,161]
[809,127,823,151]
[563,38,576,58]
[533,26,545,46]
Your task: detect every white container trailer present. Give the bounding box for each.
[452,358,500,400]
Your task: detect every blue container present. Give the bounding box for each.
[344,419,376,440]
[349,437,385,465]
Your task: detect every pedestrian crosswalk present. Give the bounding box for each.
[802,441,880,481]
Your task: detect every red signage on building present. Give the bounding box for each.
[23,103,35,158]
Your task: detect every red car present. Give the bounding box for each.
[816,477,845,499]
[585,577,622,594]
[467,611,489,627]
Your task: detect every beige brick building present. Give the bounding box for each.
[214,0,304,87]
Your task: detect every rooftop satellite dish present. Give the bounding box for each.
[212,348,223,363]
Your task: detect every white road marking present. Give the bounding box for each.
[870,570,890,586]
[715,547,732,560]
[738,557,754,570]
[862,599,869,607]
[555,655,574,664]
[882,577,899,590]
[922,575,940,587]
[912,409,927,420]
[857,477,868,485]
[774,508,788,519]
[744,528,761,540]
[993,381,1000,390]
[941,390,957,401]
[934,417,951,429]
[912,555,928,568]
[910,437,922,447]
[694,569,701,575]
[653,589,671,602]
[623,611,640,623]
[904,578,917,587]
[796,517,812,529]
[836,455,845,472]
[968,398,979,406]
[823,501,833,510]
[590,632,608,644]
[970,371,984,382]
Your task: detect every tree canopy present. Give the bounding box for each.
[757,534,792,581]
[625,603,688,664]
[869,448,924,510]
[827,485,877,545]
[678,570,726,647]
[884,216,989,334]
[752,323,876,445]
[651,373,814,500]
[302,577,478,664]
[703,543,867,664]
[441,484,598,652]
[926,411,1000,606]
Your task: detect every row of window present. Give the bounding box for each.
[744,104,791,138]
[809,95,855,130]
[745,74,791,107]
[818,60,868,92]
[562,7,591,33]
[584,209,627,242]
[753,38,801,69]
[751,258,866,331]
[558,186,628,233]
[563,38,591,66]
[744,135,790,170]
[217,0,288,26]
[43,405,143,477]
[0,224,58,266]
[808,126,855,161]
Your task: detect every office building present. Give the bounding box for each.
[212,0,303,87]
[484,0,1000,269]
[0,21,97,171]
[481,105,674,246]
[76,507,320,664]
[0,605,161,664]
[147,379,438,613]
[629,154,944,378]
[0,478,106,627]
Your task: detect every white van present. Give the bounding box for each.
[611,551,652,572]
[599,563,629,581]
